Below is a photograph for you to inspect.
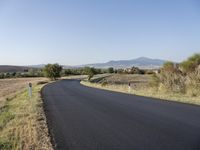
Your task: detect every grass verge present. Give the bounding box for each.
[0,82,53,150]
[81,80,200,106]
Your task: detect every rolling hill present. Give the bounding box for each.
[0,65,29,73]
[0,57,167,72]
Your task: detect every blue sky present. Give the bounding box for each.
[0,0,200,65]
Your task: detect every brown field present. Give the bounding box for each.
[0,77,52,149]
[0,78,46,106]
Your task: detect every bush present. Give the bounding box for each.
[0,73,5,79]
[180,53,200,73]
[108,67,114,73]
[116,69,124,74]
[185,66,200,96]
[155,54,200,95]
[158,62,186,93]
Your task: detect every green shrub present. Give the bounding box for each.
[108,67,114,73]
[0,139,12,150]
[43,64,62,80]
[180,53,200,73]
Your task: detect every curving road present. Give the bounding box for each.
[42,80,200,150]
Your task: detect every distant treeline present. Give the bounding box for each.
[0,65,156,79]
[0,68,44,79]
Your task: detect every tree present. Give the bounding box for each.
[0,73,5,79]
[116,69,124,74]
[83,67,96,81]
[44,64,62,80]
[64,69,72,76]
[108,67,114,73]
[129,66,142,74]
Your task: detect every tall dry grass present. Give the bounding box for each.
[0,78,45,104]
[81,73,200,105]
[0,78,53,150]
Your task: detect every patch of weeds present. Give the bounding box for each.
[0,105,9,115]
[0,139,12,150]
[0,111,15,130]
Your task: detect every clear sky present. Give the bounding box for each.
[0,0,200,65]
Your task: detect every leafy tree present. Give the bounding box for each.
[129,66,144,74]
[0,73,5,79]
[95,68,102,74]
[5,73,11,78]
[64,69,72,76]
[108,67,114,73]
[83,67,96,81]
[11,72,16,77]
[44,64,62,80]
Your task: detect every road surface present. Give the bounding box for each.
[42,80,200,150]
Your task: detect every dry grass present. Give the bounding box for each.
[81,74,200,106]
[99,74,150,89]
[0,78,46,106]
[0,78,53,150]
[103,74,150,84]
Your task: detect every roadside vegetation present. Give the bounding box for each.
[157,54,200,97]
[81,54,200,105]
[0,78,52,150]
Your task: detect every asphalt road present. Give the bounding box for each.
[42,80,200,150]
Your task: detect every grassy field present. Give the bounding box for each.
[0,78,45,107]
[81,74,200,105]
[0,78,52,150]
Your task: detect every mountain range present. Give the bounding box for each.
[0,57,166,72]
[77,57,166,69]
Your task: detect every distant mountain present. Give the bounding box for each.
[0,65,30,73]
[0,57,166,72]
[77,57,166,69]
[28,64,46,68]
